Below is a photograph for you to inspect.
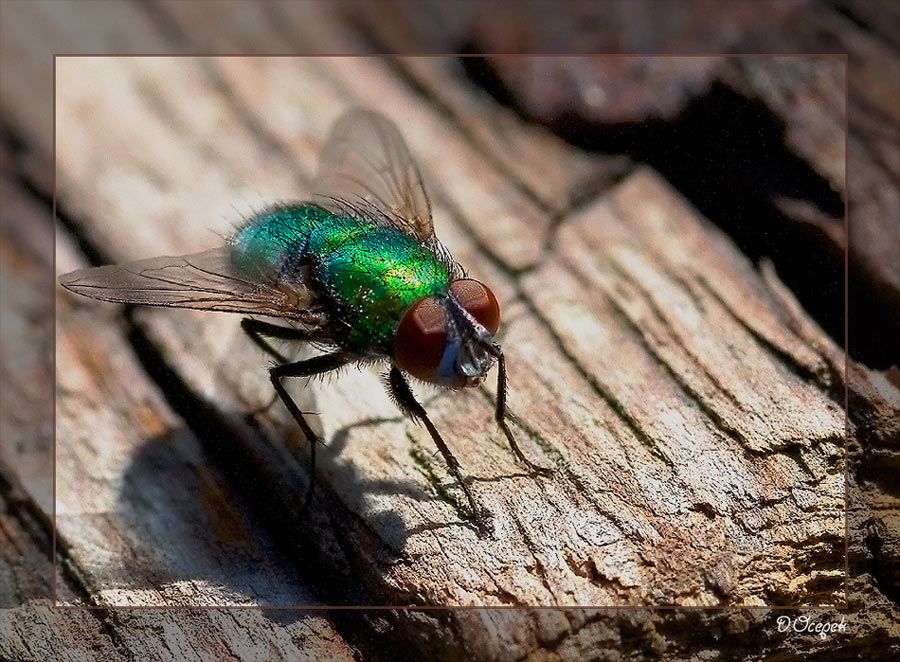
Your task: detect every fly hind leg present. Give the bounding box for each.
[241,317,320,364]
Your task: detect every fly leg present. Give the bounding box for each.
[241,318,323,414]
[270,352,353,508]
[490,343,553,476]
[241,317,317,364]
[388,366,492,534]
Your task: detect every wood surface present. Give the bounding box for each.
[45,55,847,608]
[1,1,898,660]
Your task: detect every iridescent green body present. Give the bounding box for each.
[232,204,450,352]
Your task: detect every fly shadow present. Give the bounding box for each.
[98,305,517,613]
[111,402,444,609]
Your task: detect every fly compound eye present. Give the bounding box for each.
[393,296,449,380]
[449,279,500,335]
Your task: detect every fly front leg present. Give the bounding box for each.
[388,366,492,533]
[270,352,353,508]
[490,343,554,476]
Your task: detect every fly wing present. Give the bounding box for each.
[312,108,434,241]
[58,247,325,326]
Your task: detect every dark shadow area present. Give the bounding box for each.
[109,417,425,609]
[461,56,898,370]
[109,319,439,611]
[112,426,313,606]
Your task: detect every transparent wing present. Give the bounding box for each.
[58,247,325,325]
[312,108,434,241]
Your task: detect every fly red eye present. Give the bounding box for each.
[393,296,448,379]
[449,279,500,334]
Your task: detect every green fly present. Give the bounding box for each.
[59,109,550,531]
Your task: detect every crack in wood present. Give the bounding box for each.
[692,270,838,395]
[509,510,557,605]
[512,278,676,469]
[604,254,744,409]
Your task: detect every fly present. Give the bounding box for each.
[59,108,551,533]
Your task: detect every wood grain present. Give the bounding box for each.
[46,56,846,608]
[2,1,899,658]
[1,150,359,659]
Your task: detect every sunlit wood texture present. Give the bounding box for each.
[45,55,851,608]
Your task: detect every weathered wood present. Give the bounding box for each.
[2,485,361,662]
[366,56,632,216]
[0,177,55,519]
[720,48,899,368]
[56,241,319,608]
[1,166,361,659]
[353,1,899,367]
[721,57,846,200]
[47,56,846,609]
[2,1,899,660]
[0,491,122,661]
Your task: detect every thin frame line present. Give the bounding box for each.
[52,52,59,609]
[843,53,850,612]
[50,53,851,611]
[52,53,850,58]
